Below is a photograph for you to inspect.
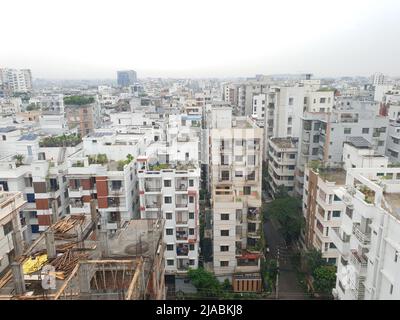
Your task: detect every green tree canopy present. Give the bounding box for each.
[313,265,337,294]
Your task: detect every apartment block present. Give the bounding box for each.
[0,68,32,94]
[267,137,298,196]
[210,106,263,288]
[333,167,400,300]
[0,191,26,274]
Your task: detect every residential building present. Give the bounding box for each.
[209,106,263,290]
[0,68,32,94]
[333,167,400,300]
[0,191,26,274]
[267,137,298,196]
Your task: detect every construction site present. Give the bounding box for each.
[0,200,165,300]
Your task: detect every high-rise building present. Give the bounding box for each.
[117,70,137,87]
[371,72,385,86]
[209,105,263,291]
[0,68,33,93]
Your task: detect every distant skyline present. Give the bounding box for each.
[2,0,400,79]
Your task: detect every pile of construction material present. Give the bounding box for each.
[51,249,89,277]
[53,215,85,239]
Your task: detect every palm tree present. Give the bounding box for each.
[14,154,24,167]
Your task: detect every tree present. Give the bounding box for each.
[266,196,303,244]
[303,249,326,274]
[187,268,222,298]
[274,185,289,199]
[313,265,337,295]
[13,154,24,167]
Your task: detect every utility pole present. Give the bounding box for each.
[275,248,280,300]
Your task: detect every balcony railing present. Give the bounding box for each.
[350,250,368,274]
[352,224,371,245]
[176,203,188,208]
[176,184,188,191]
[145,184,161,192]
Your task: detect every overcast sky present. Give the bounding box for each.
[1,0,400,79]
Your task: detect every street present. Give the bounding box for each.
[263,215,308,300]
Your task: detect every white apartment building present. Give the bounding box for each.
[0,191,26,274]
[0,68,32,93]
[267,137,298,196]
[209,106,263,283]
[333,167,400,300]
[137,161,200,274]
[371,72,385,86]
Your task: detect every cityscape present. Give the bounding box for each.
[0,0,399,305]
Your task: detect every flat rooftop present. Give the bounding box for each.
[383,193,400,220]
[318,167,347,185]
[270,137,298,149]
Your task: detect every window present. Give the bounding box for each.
[320,98,326,103]
[378,140,384,146]
[166,244,174,251]
[189,244,195,251]
[362,128,369,134]
[235,171,243,178]
[189,212,194,219]
[313,135,319,143]
[164,196,172,204]
[220,246,229,252]
[189,179,194,187]
[167,259,174,266]
[165,212,172,219]
[247,155,256,165]
[189,228,194,235]
[166,229,173,235]
[289,97,294,105]
[26,193,35,203]
[164,180,171,187]
[332,211,341,218]
[189,259,195,266]
[221,230,229,236]
[221,214,229,220]
[3,221,13,235]
[243,186,251,195]
[220,261,229,267]
[221,171,230,181]
[344,128,351,134]
[235,155,243,162]
[189,196,194,203]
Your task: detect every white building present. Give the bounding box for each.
[209,106,263,282]
[333,167,400,300]
[0,68,32,93]
[0,191,26,274]
[371,72,385,86]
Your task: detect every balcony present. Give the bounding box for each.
[350,250,368,275]
[176,244,189,256]
[176,228,188,241]
[176,195,188,208]
[175,178,188,191]
[352,224,371,245]
[177,259,190,271]
[328,227,350,255]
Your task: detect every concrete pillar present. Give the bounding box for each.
[11,231,23,259]
[90,200,98,239]
[99,230,109,258]
[45,230,57,259]
[78,263,91,295]
[51,200,58,225]
[11,262,26,295]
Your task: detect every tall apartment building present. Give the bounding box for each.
[209,106,263,291]
[0,191,26,274]
[333,167,400,300]
[371,72,385,86]
[302,137,389,264]
[296,102,388,196]
[0,68,33,94]
[267,137,298,196]
[137,161,200,274]
[34,94,67,134]
[117,70,137,87]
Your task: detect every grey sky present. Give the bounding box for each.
[2,0,400,79]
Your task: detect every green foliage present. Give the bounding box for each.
[303,249,325,274]
[116,154,135,171]
[149,162,170,171]
[13,154,24,167]
[309,160,322,171]
[187,268,223,298]
[266,196,303,244]
[26,103,40,111]
[64,95,95,106]
[274,185,289,198]
[313,265,337,294]
[40,134,82,147]
[88,154,108,165]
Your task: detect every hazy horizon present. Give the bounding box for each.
[2,0,400,79]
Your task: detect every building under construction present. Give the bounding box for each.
[0,200,165,300]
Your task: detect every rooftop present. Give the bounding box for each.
[0,126,17,133]
[317,167,347,185]
[18,133,38,141]
[270,137,298,149]
[345,136,372,149]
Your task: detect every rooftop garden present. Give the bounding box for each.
[40,134,82,147]
[88,154,108,165]
[358,185,375,204]
[64,95,95,106]
[116,154,134,171]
